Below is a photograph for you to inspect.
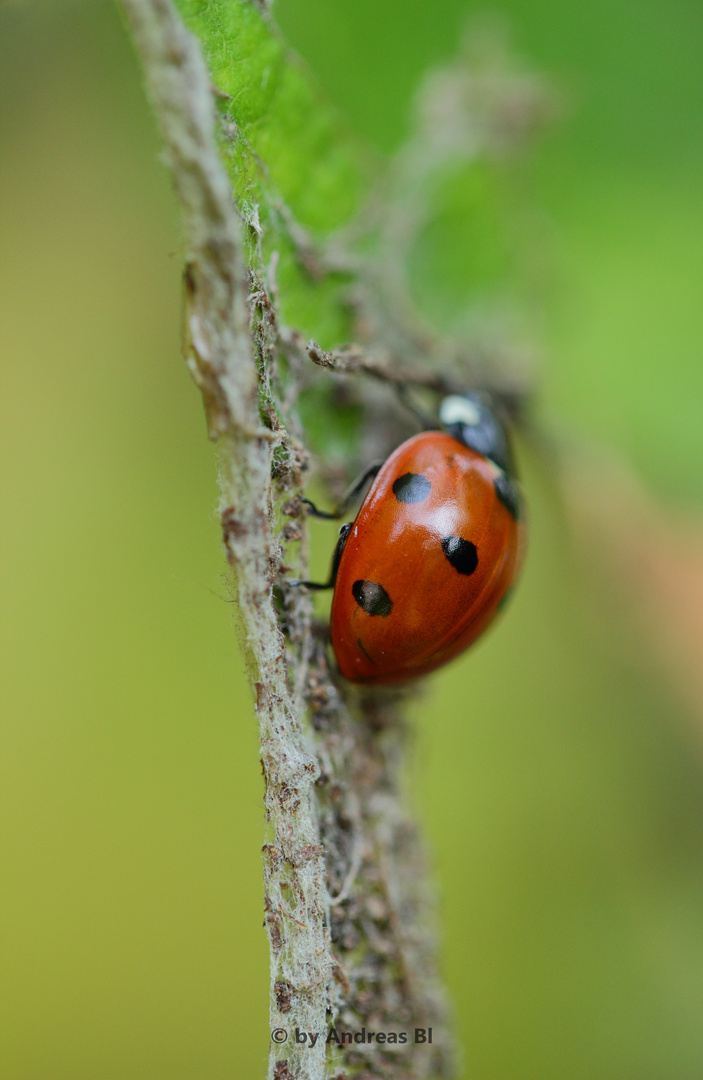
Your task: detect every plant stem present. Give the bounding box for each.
[119,2,454,1076]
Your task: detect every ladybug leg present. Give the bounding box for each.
[289,523,352,590]
[301,462,382,520]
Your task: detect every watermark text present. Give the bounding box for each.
[271,1026,434,1046]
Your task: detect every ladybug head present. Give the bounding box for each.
[439,391,516,477]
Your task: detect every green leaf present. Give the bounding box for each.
[175,0,368,345]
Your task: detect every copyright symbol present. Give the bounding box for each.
[271,1028,288,1044]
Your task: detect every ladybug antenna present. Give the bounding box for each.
[393,383,437,431]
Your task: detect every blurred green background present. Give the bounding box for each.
[2,1,703,1078]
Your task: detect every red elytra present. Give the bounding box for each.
[329,430,524,684]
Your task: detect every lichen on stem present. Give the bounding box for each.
[119,3,332,1076]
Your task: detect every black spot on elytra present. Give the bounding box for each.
[441,536,478,576]
[494,472,520,520]
[353,580,393,617]
[392,472,431,504]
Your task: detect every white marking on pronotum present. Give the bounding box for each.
[439,394,482,428]
[483,457,505,481]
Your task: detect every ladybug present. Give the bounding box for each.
[294,392,525,684]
